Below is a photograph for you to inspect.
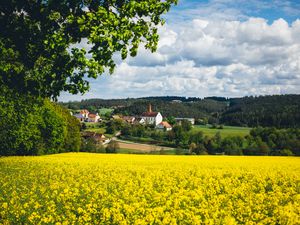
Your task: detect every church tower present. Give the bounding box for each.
[148,104,152,113]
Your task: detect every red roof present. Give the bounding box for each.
[141,112,159,117]
[159,121,172,128]
[88,113,97,118]
[80,109,89,114]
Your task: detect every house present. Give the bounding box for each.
[141,104,163,126]
[172,100,182,103]
[134,117,146,125]
[122,116,136,124]
[175,118,195,125]
[156,121,172,131]
[82,131,108,144]
[88,113,100,123]
[74,109,90,122]
[74,113,85,122]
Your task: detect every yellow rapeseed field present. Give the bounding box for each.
[0,153,299,224]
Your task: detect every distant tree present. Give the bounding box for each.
[166,116,176,125]
[189,131,204,145]
[278,149,294,156]
[181,120,192,132]
[106,140,120,153]
[173,125,184,145]
[193,144,208,155]
[213,132,222,145]
[189,143,197,155]
[221,137,243,155]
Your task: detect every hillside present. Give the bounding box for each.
[220,95,300,128]
[61,95,300,128]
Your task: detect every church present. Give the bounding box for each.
[141,104,163,126]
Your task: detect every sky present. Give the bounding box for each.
[60,0,300,101]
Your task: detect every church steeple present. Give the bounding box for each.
[148,104,152,113]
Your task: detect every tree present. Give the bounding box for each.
[181,119,192,132]
[0,88,81,156]
[0,0,177,99]
[106,140,120,153]
[166,116,176,125]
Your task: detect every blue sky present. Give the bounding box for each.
[60,0,300,101]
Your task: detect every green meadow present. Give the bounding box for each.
[192,125,251,138]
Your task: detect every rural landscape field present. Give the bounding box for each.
[1,0,300,224]
[0,153,299,224]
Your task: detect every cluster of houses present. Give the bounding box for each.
[74,104,195,132]
[73,110,101,123]
[111,104,172,131]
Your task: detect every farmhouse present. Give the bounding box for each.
[74,109,90,122]
[141,104,163,126]
[88,113,100,123]
[122,116,136,124]
[82,131,108,144]
[134,117,146,124]
[175,117,195,125]
[156,121,172,131]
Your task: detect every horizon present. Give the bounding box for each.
[60,0,300,102]
[59,93,299,103]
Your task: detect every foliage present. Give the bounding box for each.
[0,0,177,99]
[0,153,299,224]
[0,88,81,156]
[181,119,192,132]
[119,121,300,156]
[220,95,300,128]
[81,138,105,153]
[105,140,119,153]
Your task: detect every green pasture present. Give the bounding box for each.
[98,108,114,115]
[84,122,106,134]
[192,125,251,138]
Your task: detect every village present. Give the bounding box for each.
[72,104,195,148]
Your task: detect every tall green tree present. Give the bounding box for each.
[0,88,81,156]
[0,0,177,99]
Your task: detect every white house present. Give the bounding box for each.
[175,118,195,125]
[134,117,146,125]
[141,104,163,126]
[156,121,172,131]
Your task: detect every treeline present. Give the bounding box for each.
[62,98,227,119]
[61,95,300,128]
[0,88,81,156]
[114,121,300,156]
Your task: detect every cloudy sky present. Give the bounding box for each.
[60,0,300,101]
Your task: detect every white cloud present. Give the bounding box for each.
[60,16,300,101]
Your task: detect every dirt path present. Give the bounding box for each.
[116,141,174,152]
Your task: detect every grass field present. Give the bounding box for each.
[84,122,106,134]
[192,125,251,137]
[98,108,114,115]
[0,153,299,224]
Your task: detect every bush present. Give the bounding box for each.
[106,140,120,153]
[279,149,294,156]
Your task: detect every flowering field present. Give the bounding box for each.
[0,153,299,224]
